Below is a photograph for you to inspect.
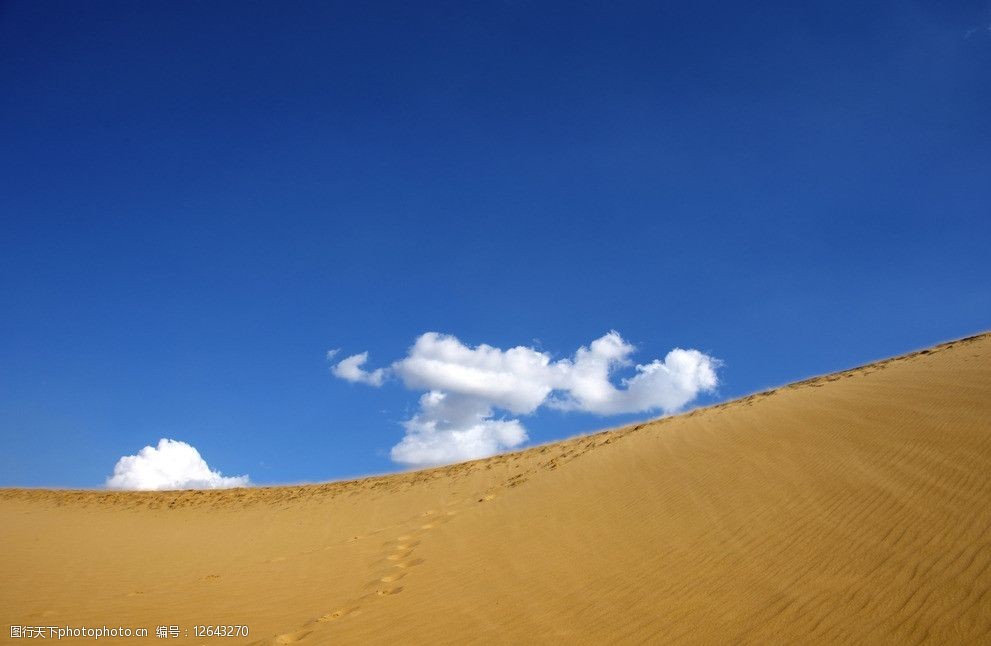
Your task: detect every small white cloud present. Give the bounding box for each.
[333,331,720,467]
[106,438,249,490]
[551,337,720,415]
[332,351,387,386]
[390,391,527,466]
[326,348,341,360]
[392,333,554,413]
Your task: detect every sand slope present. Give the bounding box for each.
[2,333,990,644]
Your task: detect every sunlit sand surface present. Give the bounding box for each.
[2,333,990,644]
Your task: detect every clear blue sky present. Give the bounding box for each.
[2,1,988,487]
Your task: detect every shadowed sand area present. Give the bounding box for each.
[2,333,990,644]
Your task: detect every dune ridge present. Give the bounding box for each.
[2,332,990,644]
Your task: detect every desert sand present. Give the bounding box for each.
[2,333,990,644]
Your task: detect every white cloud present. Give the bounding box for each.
[332,351,387,386]
[332,331,719,467]
[390,391,528,465]
[106,438,249,490]
[550,335,720,415]
[392,333,555,413]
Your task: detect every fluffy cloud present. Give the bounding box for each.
[106,438,249,490]
[393,333,556,413]
[390,391,528,466]
[332,331,719,467]
[332,351,387,386]
[550,335,719,415]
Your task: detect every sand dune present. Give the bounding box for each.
[2,333,990,644]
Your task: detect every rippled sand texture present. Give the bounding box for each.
[2,333,989,644]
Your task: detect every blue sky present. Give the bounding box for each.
[1,1,988,487]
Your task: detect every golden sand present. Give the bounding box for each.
[2,333,990,644]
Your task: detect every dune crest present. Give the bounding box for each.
[3,333,990,644]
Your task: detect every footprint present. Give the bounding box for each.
[379,571,407,583]
[201,574,221,583]
[419,518,450,530]
[376,586,404,597]
[386,551,413,561]
[394,558,425,569]
[317,607,359,623]
[275,629,312,643]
